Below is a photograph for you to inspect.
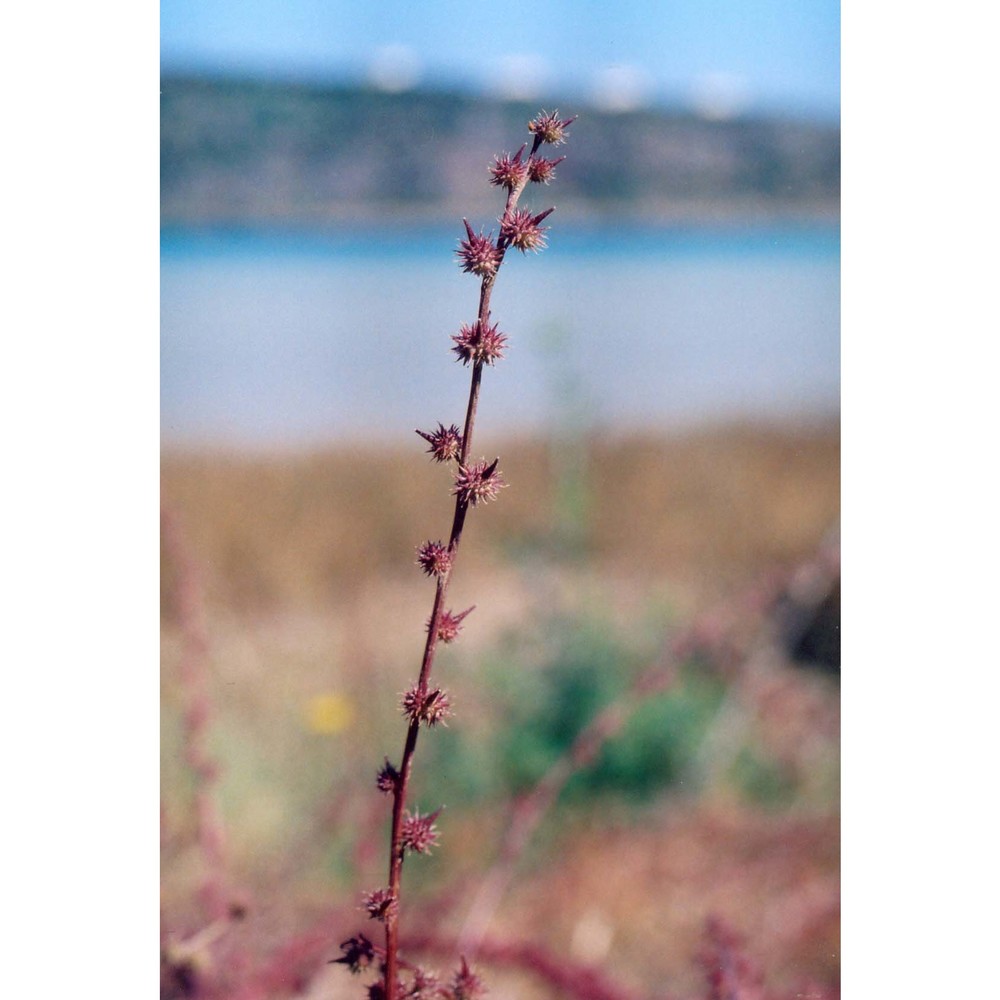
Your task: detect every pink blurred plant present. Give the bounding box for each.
[698,917,767,1000]
[334,109,574,1000]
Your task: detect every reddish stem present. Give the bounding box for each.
[383,132,546,998]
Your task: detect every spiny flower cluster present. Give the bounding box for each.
[376,758,400,795]
[452,458,506,507]
[493,146,565,187]
[456,220,501,278]
[353,961,484,1000]
[334,934,377,975]
[527,109,576,145]
[402,968,442,999]
[416,541,452,578]
[401,684,453,727]
[400,808,441,855]
[500,207,554,253]
[416,423,463,463]
[451,319,507,366]
[450,958,486,1000]
[361,889,397,924]
[489,144,527,190]
[430,606,475,644]
[527,154,565,184]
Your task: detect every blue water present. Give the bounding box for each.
[161,222,839,446]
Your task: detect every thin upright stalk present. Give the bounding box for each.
[382,148,541,996]
[333,111,576,999]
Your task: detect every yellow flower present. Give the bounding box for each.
[304,692,355,734]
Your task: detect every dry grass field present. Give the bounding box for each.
[161,422,840,999]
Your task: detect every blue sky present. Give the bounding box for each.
[160,0,840,119]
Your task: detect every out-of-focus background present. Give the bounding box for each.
[160,3,840,998]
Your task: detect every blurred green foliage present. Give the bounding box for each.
[425,612,726,808]
[729,747,798,808]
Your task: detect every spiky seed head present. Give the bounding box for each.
[400,808,442,855]
[451,958,486,1000]
[527,155,566,184]
[376,758,400,795]
[333,934,376,974]
[528,110,576,145]
[431,605,475,644]
[453,458,506,507]
[361,888,397,923]
[451,319,508,366]
[489,145,528,190]
[407,968,442,999]
[456,219,502,277]
[416,423,463,462]
[416,541,452,578]
[500,207,554,253]
[401,685,453,727]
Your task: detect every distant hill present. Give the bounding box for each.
[161,75,839,225]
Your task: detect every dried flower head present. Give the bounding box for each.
[431,605,475,644]
[400,808,441,855]
[489,145,528,190]
[456,220,501,277]
[453,458,506,507]
[416,423,463,463]
[500,207,554,253]
[416,541,452,578]
[450,958,486,1000]
[401,685,453,727]
[361,888,398,923]
[334,934,377,974]
[528,110,576,145]
[527,155,566,184]
[405,968,442,999]
[451,319,508,367]
[376,758,400,795]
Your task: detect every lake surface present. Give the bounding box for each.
[161,223,839,447]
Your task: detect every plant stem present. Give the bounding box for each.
[383,123,569,1000]
[382,135,544,999]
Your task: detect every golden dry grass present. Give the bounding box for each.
[161,423,839,614]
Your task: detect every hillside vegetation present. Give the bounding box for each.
[161,76,840,225]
